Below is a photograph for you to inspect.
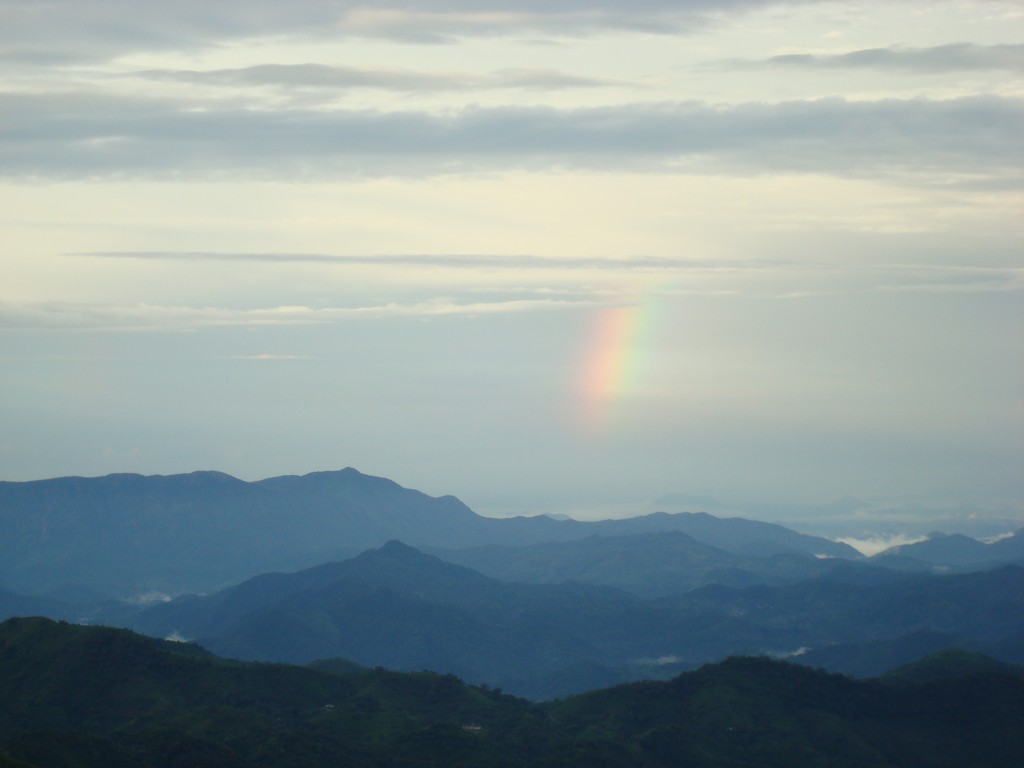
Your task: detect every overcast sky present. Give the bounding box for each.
[2,0,1022,522]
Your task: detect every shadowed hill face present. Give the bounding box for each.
[130,540,514,641]
[124,539,1024,699]
[878,647,1024,684]
[128,542,649,694]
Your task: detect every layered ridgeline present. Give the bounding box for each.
[2,618,1023,768]
[3,468,1022,699]
[436,529,1024,597]
[124,541,1024,699]
[872,530,1024,571]
[0,468,858,598]
[432,531,876,598]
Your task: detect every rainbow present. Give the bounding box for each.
[577,300,655,434]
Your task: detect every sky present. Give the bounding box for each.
[1,0,1022,526]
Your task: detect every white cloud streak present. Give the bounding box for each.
[717,43,1024,73]
[837,533,929,557]
[73,251,792,272]
[0,297,604,332]
[874,265,1024,294]
[66,253,1024,297]
[129,64,616,92]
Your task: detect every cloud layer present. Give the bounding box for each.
[0,297,603,332]
[0,0,814,63]
[130,64,615,92]
[3,94,1018,182]
[719,43,1024,73]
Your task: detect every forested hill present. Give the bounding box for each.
[2,617,1023,768]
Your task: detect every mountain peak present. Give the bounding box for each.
[378,539,421,556]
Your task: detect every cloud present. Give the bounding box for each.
[874,279,1024,294]
[0,297,603,332]
[980,531,1017,544]
[130,64,614,93]
[835,533,929,557]
[127,590,173,605]
[716,43,1024,73]
[3,93,1018,182]
[0,1,804,63]
[632,655,685,666]
[320,4,732,43]
[875,265,1024,294]
[73,251,791,273]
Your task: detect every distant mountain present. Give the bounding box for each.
[794,630,1024,679]
[0,468,858,599]
[3,618,1023,768]
[588,510,858,559]
[128,541,691,698]
[878,647,1024,684]
[0,587,77,624]
[0,468,518,596]
[124,542,1024,698]
[793,630,974,678]
[664,564,1024,649]
[874,530,1024,570]
[434,531,878,597]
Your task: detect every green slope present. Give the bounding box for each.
[550,656,1024,767]
[3,618,1023,768]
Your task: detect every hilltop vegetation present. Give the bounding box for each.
[2,618,1023,768]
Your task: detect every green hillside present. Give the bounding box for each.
[3,617,1024,767]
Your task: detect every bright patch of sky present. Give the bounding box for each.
[1,0,1022,529]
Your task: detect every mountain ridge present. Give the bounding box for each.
[0,468,859,598]
[5,617,1023,768]
[874,529,1024,570]
[122,541,1024,698]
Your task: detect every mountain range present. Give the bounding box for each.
[432,531,879,597]
[2,468,1022,699]
[873,530,1024,570]
[3,617,1023,768]
[0,468,859,598]
[120,540,1024,699]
